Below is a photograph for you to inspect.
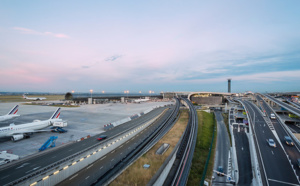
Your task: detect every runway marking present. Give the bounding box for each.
[100,156,106,161]
[268,178,299,186]
[100,166,103,170]
[1,175,10,180]
[271,151,274,155]
[85,176,90,180]
[86,164,93,169]
[69,174,78,180]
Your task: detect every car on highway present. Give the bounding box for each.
[267,139,276,147]
[270,113,276,119]
[217,166,225,176]
[97,135,107,141]
[284,136,294,146]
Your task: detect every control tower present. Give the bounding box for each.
[228,79,231,93]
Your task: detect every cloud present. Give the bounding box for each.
[13,27,69,38]
[105,55,123,62]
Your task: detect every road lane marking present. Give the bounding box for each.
[119,145,123,148]
[268,178,299,186]
[111,150,115,154]
[1,175,10,180]
[69,174,78,180]
[100,156,106,161]
[85,176,89,180]
[86,164,93,169]
[271,151,274,155]
[100,166,103,170]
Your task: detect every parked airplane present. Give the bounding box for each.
[0,108,62,141]
[0,105,20,122]
[134,98,150,103]
[22,94,46,101]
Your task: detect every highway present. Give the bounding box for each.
[242,100,299,186]
[257,95,300,177]
[263,94,300,117]
[58,108,175,185]
[0,107,169,185]
[213,111,231,185]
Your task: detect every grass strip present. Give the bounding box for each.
[187,111,217,186]
[110,110,189,186]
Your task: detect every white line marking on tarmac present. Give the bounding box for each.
[100,166,103,170]
[111,150,115,154]
[85,176,89,180]
[119,145,123,148]
[271,151,274,155]
[69,174,78,180]
[52,156,57,158]
[111,159,114,161]
[268,178,299,186]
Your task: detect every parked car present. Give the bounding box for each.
[284,136,294,146]
[97,135,107,141]
[267,139,276,147]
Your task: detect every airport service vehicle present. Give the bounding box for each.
[270,113,276,119]
[0,108,62,141]
[284,136,294,146]
[97,135,107,141]
[22,94,46,101]
[0,151,19,165]
[51,127,67,133]
[217,166,225,176]
[267,139,276,147]
[0,105,20,122]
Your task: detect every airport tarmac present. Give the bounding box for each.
[0,101,173,158]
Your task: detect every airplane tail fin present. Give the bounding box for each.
[50,108,61,119]
[22,94,27,99]
[7,105,19,115]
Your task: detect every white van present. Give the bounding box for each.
[270,113,276,119]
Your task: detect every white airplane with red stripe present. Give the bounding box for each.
[0,105,20,122]
[0,108,62,141]
[23,94,46,101]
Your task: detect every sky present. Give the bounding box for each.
[1,1,300,93]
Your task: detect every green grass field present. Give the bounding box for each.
[187,111,217,186]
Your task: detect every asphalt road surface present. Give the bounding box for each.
[213,111,231,185]
[242,100,299,186]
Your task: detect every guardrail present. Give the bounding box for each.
[168,98,198,186]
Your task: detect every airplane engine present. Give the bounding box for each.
[11,135,24,141]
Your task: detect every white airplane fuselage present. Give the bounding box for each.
[0,118,61,138]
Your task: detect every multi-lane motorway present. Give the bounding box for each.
[257,95,300,177]
[242,100,299,186]
[0,106,170,185]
